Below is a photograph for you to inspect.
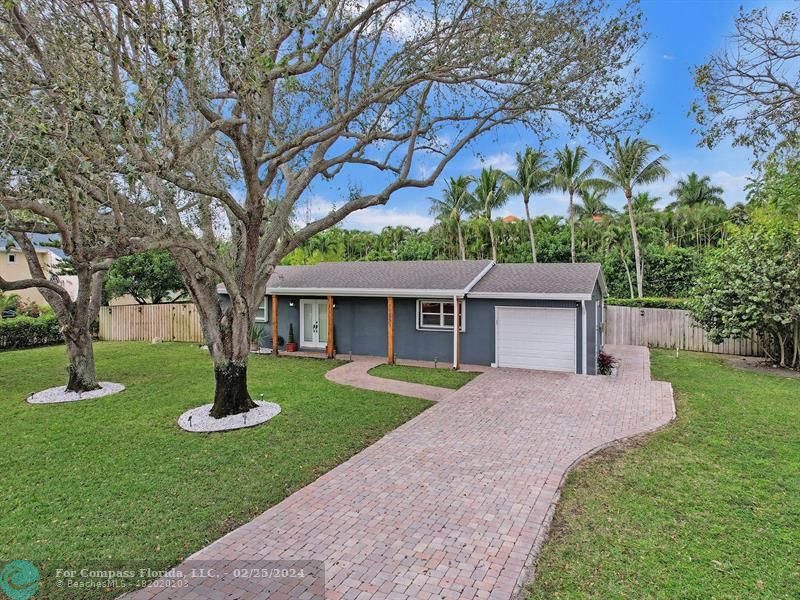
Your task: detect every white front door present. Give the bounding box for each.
[300,300,328,349]
[495,306,576,372]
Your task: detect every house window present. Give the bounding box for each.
[7,253,15,263]
[416,299,465,331]
[255,297,268,322]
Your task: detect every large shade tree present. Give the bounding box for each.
[692,6,800,154]
[2,0,646,417]
[595,138,669,297]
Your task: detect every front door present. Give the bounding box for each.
[300,300,328,349]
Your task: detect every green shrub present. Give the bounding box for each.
[0,314,63,350]
[607,297,692,310]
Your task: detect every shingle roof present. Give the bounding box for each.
[469,263,603,297]
[265,260,493,296]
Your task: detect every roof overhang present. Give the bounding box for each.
[265,287,466,298]
[466,292,594,301]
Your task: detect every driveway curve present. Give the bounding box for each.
[128,345,673,600]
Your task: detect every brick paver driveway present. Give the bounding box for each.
[129,345,673,600]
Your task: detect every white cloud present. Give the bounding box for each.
[471,152,517,173]
[294,194,337,226]
[709,170,750,205]
[294,193,434,232]
[343,206,434,232]
[662,54,675,61]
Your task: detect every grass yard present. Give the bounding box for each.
[528,350,800,599]
[0,342,431,599]
[368,363,481,389]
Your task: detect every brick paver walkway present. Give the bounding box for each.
[127,345,673,600]
[324,356,489,402]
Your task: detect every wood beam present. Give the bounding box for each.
[387,296,395,365]
[271,294,279,355]
[453,296,461,370]
[326,295,335,358]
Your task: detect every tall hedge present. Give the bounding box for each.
[0,315,64,350]
[607,297,692,310]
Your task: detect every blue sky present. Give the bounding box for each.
[301,0,789,232]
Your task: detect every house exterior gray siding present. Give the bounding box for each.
[245,294,594,374]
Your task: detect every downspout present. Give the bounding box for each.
[581,300,588,375]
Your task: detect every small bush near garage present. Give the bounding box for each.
[0,314,63,350]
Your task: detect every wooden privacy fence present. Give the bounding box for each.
[605,305,763,357]
[98,303,204,343]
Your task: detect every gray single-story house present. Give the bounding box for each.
[224,260,607,375]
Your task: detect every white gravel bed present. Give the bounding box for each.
[26,382,126,404]
[177,401,281,432]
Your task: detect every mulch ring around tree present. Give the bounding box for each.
[722,355,800,379]
[177,401,281,433]
[26,382,126,404]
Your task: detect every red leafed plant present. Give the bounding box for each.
[597,351,619,375]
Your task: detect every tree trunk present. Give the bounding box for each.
[210,359,256,418]
[456,221,466,261]
[569,190,576,263]
[64,328,100,392]
[620,247,635,300]
[523,194,537,263]
[625,190,644,297]
[487,212,497,262]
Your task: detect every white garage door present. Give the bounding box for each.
[496,307,576,372]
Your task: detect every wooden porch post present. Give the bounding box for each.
[326,295,335,358]
[271,294,279,355]
[453,296,461,370]
[387,297,395,365]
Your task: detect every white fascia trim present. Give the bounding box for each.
[265,287,465,298]
[468,292,593,301]
[462,261,496,295]
[596,267,609,297]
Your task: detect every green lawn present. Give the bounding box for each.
[528,350,800,599]
[1,342,431,599]
[368,363,481,389]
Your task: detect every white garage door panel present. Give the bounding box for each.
[496,307,576,372]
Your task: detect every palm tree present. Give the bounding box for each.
[552,145,595,263]
[668,172,724,209]
[575,189,615,254]
[504,148,551,262]
[594,138,669,297]
[472,168,511,262]
[429,176,475,261]
[602,223,636,299]
[575,189,615,221]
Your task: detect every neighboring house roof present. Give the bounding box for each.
[1,233,66,259]
[264,260,495,297]
[468,263,605,300]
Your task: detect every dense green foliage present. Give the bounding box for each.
[691,214,800,369]
[285,203,716,298]
[528,350,800,599]
[607,297,691,310]
[0,343,430,598]
[0,314,62,350]
[368,364,481,390]
[104,250,187,304]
